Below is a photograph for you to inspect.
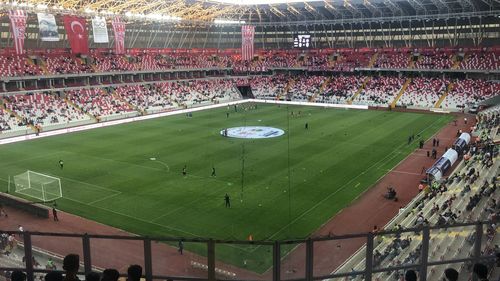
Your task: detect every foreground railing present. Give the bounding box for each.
[0,220,496,281]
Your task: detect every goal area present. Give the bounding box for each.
[12,171,62,202]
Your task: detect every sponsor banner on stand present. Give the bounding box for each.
[92,17,109,43]
[37,13,59,41]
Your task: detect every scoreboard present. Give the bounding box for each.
[293,34,311,48]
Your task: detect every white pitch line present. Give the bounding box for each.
[88,192,122,205]
[391,170,421,176]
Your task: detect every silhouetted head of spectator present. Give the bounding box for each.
[10,271,26,281]
[404,270,417,281]
[127,265,142,281]
[444,268,459,281]
[101,269,120,281]
[45,271,63,281]
[63,254,80,281]
[85,272,100,281]
[472,263,488,280]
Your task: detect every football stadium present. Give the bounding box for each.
[0,0,498,280]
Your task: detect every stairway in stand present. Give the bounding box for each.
[390,78,412,108]
[277,77,296,100]
[348,77,371,105]
[309,77,331,102]
[434,82,454,108]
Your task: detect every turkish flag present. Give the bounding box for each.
[63,15,89,54]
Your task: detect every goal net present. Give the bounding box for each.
[13,171,62,202]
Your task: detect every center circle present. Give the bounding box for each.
[220,126,285,139]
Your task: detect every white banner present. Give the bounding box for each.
[37,13,59,41]
[92,17,109,43]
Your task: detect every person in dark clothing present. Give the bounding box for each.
[404,270,417,281]
[178,240,184,255]
[59,160,64,169]
[101,269,119,281]
[45,271,63,281]
[127,265,142,281]
[305,123,309,130]
[62,254,80,281]
[211,167,216,177]
[224,193,231,208]
[472,263,488,281]
[182,165,187,176]
[85,272,100,281]
[444,268,459,281]
[52,207,59,222]
[10,271,26,281]
[419,140,424,149]
[436,139,440,146]
[432,138,436,146]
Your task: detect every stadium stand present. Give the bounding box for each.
[248,75,288,99]
[0,56,41,77]
[397,77,449,108]
[354,76,405,106]
[413,51,454,70]
[459,51,499,70]
[3,93,91,129]
[441,79,499,109]
[42,55,93,75]
[373,52,410,69]
[287,75,327,101]
[317,75,364,104]
[114,84,175,113]
[338,135,499,281]
[0,108,21,133]
[66,88,136,118]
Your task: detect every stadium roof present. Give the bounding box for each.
[0,0,498,24]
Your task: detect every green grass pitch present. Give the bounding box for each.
[0,104,452,272]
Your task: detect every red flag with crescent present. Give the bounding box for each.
[63,15,89,54]
[111,17,126,54]
[8,10,28,55]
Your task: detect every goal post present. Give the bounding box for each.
[13,171,62,202]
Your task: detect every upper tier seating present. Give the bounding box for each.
[333,52,372,71]
[93,54,136,72]
[459,51,499,70]
[43,55,93,75]
[413,52,454,69]
[0,56,41,77]
[374,52,409,69]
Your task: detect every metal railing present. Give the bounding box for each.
[0,220,496,281]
